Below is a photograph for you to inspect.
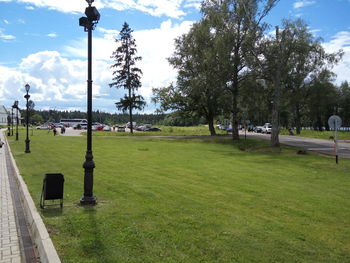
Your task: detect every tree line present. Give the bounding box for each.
[152,0,345,146]
[23,108,209,127]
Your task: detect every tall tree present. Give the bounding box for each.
[307,69,338,131]
[250,22,295,146]
[154,18,229,135]
[201,0,279,140]
[284,19,343,134]
[338,81,350,126]
[110,22,145,133]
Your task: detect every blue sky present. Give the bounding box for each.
[0,0,349,113]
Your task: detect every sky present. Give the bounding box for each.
[0,0,349,114]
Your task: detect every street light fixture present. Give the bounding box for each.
[13,101,19,141]
[24,84,31,153]
[11,101,15,136]
[79,0,100,205]
[7,114,11,136]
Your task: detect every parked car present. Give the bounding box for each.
[36,124,50,130]
[254,126,263,133]
[217,124,227,130]
[262,123,272,134]
[73,123,87,130]
[103,125,111,131]
[247,124,255,132]
[145,127,161,132]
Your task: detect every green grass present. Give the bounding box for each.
[91,125,228,137]
[7,130,350,263]
[280,129,350,140]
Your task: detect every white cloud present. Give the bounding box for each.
[3,19,9,24]
[293,0,316,9]
[322,31,350,84]
[4,0,199,18]
[0,19,193,112]
[25,5,34,10]
[0,28,15,40]
[64,19,193,101]
[47,32,58,38]
[0,50,121,111]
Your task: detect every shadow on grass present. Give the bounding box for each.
[79,206,108,260]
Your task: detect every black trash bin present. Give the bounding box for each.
[40,173,65,209]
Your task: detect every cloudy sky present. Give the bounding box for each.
[0,0,349,113]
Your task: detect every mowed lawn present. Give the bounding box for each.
[7,130,350,263]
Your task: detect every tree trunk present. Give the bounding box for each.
[271,75,281,147]
[208,117,216,136]
[295,104,301,135]
[231,76,239,140]
[271,26,282,147]
[317,116,323,131]
[129,88,133,134]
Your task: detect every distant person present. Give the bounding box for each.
[288,128,294,136]
[53,127,57,136]
[61,126,66,134]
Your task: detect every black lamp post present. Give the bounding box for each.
[11,102,15,136]
[13,101,19,141]
[7,114,11,136]
[79,0,100,205]
[24,84,30,153]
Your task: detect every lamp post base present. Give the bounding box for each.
[25,139,30,153]
[80,151,96,205]
[80,195,97,205]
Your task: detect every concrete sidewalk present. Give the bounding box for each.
[0,132,22,263]
[0,130,61,263]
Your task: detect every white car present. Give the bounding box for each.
[262,123,272,134]
[103,125,111,131]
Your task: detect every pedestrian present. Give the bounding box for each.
[53,127,57,136]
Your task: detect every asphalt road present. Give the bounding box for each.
[244,132,350,159]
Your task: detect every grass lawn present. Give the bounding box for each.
[7,129,350,263]
[91,125,229,137]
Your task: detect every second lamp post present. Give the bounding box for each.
[24,84,30,153]
[79,0,100,205]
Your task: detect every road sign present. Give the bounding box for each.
[328,115,342,130]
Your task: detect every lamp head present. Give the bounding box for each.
[85,6,100,22]
[86,0,94,6]
[25,83,30,92]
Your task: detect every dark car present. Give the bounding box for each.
[254,126,263,133]
[145,127,161,132]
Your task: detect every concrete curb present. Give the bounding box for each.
[3,132,61,263]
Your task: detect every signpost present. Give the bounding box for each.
[328,115,342,164]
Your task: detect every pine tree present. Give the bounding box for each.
[110,22,145,133]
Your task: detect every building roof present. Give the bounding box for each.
[0,105,8,115]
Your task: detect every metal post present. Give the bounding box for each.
[15,107,19,141]
[80,1,99,205]
[7,115,11,136]
[11,107,14,136]
[24,88,30,153]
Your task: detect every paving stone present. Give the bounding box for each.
[0,133,22,262]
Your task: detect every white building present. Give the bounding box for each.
[0,105,21,126]
[0,105,9,125]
